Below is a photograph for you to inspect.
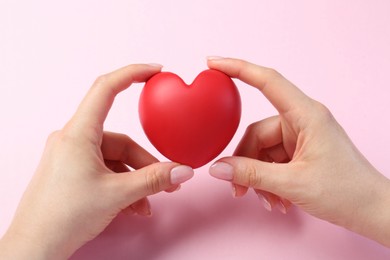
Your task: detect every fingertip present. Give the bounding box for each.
[232,183,249,198]
[132,63,163,83]
[147,63,163,69]
[206,56,225,62]
[206,56,228,69]
[170,165,194,185]
[209,161,234,181]
[210,156,291,196]
[205,57,247,80]
[279,199,292,214]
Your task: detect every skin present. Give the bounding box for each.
[0,64,194,259]
[207,57,390,247]
[1,58,389,258]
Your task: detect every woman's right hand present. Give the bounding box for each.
[207,57,390,247]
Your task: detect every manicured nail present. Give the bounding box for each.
[257,194,272,212]
[232,183,237,198]
[278,201,287,214]
[148,63,163,68]
[209,162,234,181]
[142,203,152,217]
[207,56,225,61]
[170,165,194,185]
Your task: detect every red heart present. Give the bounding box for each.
[139,69,241,168]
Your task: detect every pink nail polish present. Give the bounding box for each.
[257,194,272,212]
[209,162,234,181]
[206,56,225,61]
[170,165,194,185]
[232,183,237,198]
[148,63,163,68]
[144,207,152,217]
[278,201,287,214]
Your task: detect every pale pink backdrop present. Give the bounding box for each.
[1,0,390,259]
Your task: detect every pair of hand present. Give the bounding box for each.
[1,58,389,259]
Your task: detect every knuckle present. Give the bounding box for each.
[118,135,135,162]
[45,130,61,147]
[245,121,259,135]
[315,101,332,116]
[94,74,110,86]
[46,130,73,146]
[264,67,282,80]
[243,164,262,188]
[120,133,133,143]
[47,130,61,142]
[145,167,167,194]
[235,59,250,79]
[312,100,335,122]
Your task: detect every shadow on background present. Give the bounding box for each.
[70,181,302,259]
[70,176,390,260]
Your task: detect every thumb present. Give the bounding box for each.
[112,162,194,206]
[209,156,291,196]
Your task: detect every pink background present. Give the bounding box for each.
[1,0,390,259]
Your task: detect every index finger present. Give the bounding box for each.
[207,58,310,114]
[101,131,158,170]
[69,64,162,134]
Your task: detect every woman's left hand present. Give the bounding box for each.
[0,64,194,259]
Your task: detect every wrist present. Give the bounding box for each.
[348,170,390,247]
[0,232,47,260]
[0,225,70,260]
[371,178,390,247]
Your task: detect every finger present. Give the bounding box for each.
[257,144,290,163]
[68,64,162,135]
[279,198,293,214]
[122,198,152,216]
[209,156,292,197]
[102,132,158,170]
[105,159,163,215]
[111,162,194,207]
[104,160,130,173]
[106,160,180,208]
[235,117,290,163]
[207,57,311,114]
[129,198,152,216]
[254,189,280,212]
[254,189,292,214]
[232,183,249,198]
[122,206,136,216]
[234,116,282,158]
[165,185,181,193]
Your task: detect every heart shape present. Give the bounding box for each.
[139,69,241,168]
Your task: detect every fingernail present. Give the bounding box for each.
[278,201,287,214]
[143,203,152,217]
[257,194,272,212]
[207,56,225,61]
[170,165,194,185]
[209,162,234,181]
[232,183,237,198]
[148,63,163,68]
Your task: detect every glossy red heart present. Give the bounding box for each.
[139,69,241,168]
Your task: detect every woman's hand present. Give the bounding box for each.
[0,64,194,259]
[207,57,390,247]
